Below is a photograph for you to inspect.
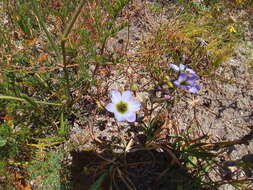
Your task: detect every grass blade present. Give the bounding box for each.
[0,95,63,106]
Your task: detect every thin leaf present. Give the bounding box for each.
[0,95,63,106]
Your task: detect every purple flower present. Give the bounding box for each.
[173,73,200,93]
[169,64,196,74]
[106,90,141,122]
[169,64,201,93]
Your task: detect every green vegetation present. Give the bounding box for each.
[0,0,252,189]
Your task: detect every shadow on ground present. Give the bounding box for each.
[69,148,207,190]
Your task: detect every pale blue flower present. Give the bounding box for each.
[169,64,196,74]
[106,90,141,122]
[173,73,200,93]
[169,64,200,93]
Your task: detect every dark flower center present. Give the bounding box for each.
[180,80,188,86]
[116,101,128,114]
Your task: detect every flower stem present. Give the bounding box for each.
[61,0,86,108]
[62,0,86,39]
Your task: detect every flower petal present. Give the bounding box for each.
[126,113,136,122]
[169,64,180,72]
[105,103,116,113]
[128,100,141,112]
[186,68,196,74]
[179,64,186,71]
[178,73,188,81]
[122,90,133,101]
[173,79,181,87]
[111,90,122,103]
[188,73,199,81]
[188,83,201,93]
[114,113,125,122]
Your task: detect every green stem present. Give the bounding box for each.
[61,40,72,107]
[0,95,63,106]
[61,0,86,108]
[62,0,86,39]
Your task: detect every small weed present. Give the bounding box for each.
[28,150,64,190]
[139,1,244,84]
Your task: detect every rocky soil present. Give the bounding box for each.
[66,1,253,189]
